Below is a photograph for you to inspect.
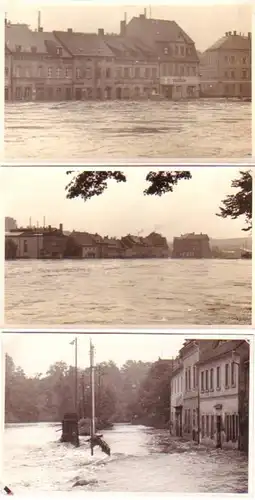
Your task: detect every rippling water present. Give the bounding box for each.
[5,100,251,160]
[5,259,251,326]
[4,423,248,493]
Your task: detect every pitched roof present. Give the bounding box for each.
[5,24,70,57]
[71,231,97,246]
[54,31,115,57]
[103,35,155,60]
[197,340,245,366]
[176,233,209,240]
[127,16,194,45]
[206,33,251,52]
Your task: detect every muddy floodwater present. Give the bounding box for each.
[5,259,251,326]
[4,423,249,493]
[5,99,251,160]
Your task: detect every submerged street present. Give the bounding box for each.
[5,99,251,160]
[4,423,248,493]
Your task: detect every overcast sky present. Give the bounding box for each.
[3,333,185,376]
[5,2,251,52]
[2,166,251,240]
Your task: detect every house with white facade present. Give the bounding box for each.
[197,339,244,449]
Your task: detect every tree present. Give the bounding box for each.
[5,238,17,259]
[217,170,252,231]
[65,170,192,202]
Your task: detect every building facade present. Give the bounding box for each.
[5,231,44,258]
[200,31,251,98]
[125,12,200,99]
[5,22,73,102]
[172,233,212,258]
[170,358,184,437]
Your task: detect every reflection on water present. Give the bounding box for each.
[5,100,251,159]
[4,423,248,493]
[5,259,251,326]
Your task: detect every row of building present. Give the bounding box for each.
[170,339,249,452]
[5,11,251,102]
[5,223,170,259]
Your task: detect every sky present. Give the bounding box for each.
[2,166,251,240]
[3,333,185,376]
[4,1,252,52]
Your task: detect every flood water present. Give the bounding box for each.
[4,100,251,160]
[5,259,251,326]
[4,423,248,493]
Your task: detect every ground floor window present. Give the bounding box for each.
[225,413,239,442]
[15,86,22,100]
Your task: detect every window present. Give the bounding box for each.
[76,67,81,79]
[242,56,247,64]
[24,87,31,100]
[210,415,214,439]
[175,45,178,55]
[201,371,204,391]
[5,67,8,77]
[124,67,129,78]
[106,67,111,79]
[65,68,70,78]
[180,66,184,76]
[230,55,235,64]
[56,68,61,79]
[164,47,169,55]
[231,362,236,387]
[242,70,248,79]
[56,47,62,56]
[56,87,61,98]
[231,70,235,79]
[224,71,228,79]
[205,370,209,390]
[152,67,157,79]
[193,366,196,389]
[15,87,22,100]
[135,66,140,79]
[180,46,184,56]
[193,409,196,427]
[23,240,28,253]
[145,67,150,78]
[188,367,191,390]
[225,363,229,387]
[210,368,214,390]
[15,66,21,78]
[48,67,52,78]
[38,66,43,78]
[201,415,205,437]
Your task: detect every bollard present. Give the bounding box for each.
[60,412,80,447]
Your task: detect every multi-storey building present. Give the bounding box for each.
[197,339,249,450]
[172,233,212,258]
[125,11,200,99]
[54,29,116,100]
[102,27,159,99]
[5,230,44,258]
[200,31,251,98]
[5,21,73,101]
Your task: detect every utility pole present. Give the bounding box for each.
[70,337,78,413]
[197,342,201,445]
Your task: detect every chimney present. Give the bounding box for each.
[233,30,237,36]
[144,8,147,18]
[225,31,228,37]
[140,14,145,19]
[67,28,72,33]
[98,28,104,36]
[38,27,43,32]
[59,223,63,233]
[248,32,251,39]
[37,10,41,32]
[120,20,126,36]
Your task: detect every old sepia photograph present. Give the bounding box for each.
[4,3,252,161]
[3,333,251,493]
[4,166,252,326]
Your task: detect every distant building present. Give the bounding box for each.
[5,217,17,231]
[200,31,251,98]
[143,232,170,258]
[172,232,211,258]
[125,12,200,99]
[5,230,44,258]
[68,231,103,258]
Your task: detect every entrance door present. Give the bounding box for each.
[116,87,122,99]
[163,85,173,99]
[75,88,82,100]
[65,87,72,101]
[216,415,222,448]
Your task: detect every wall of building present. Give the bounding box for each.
[6,234,43,258]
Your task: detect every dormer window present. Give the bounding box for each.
[56,47,63,56]
[164,47,169,55]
